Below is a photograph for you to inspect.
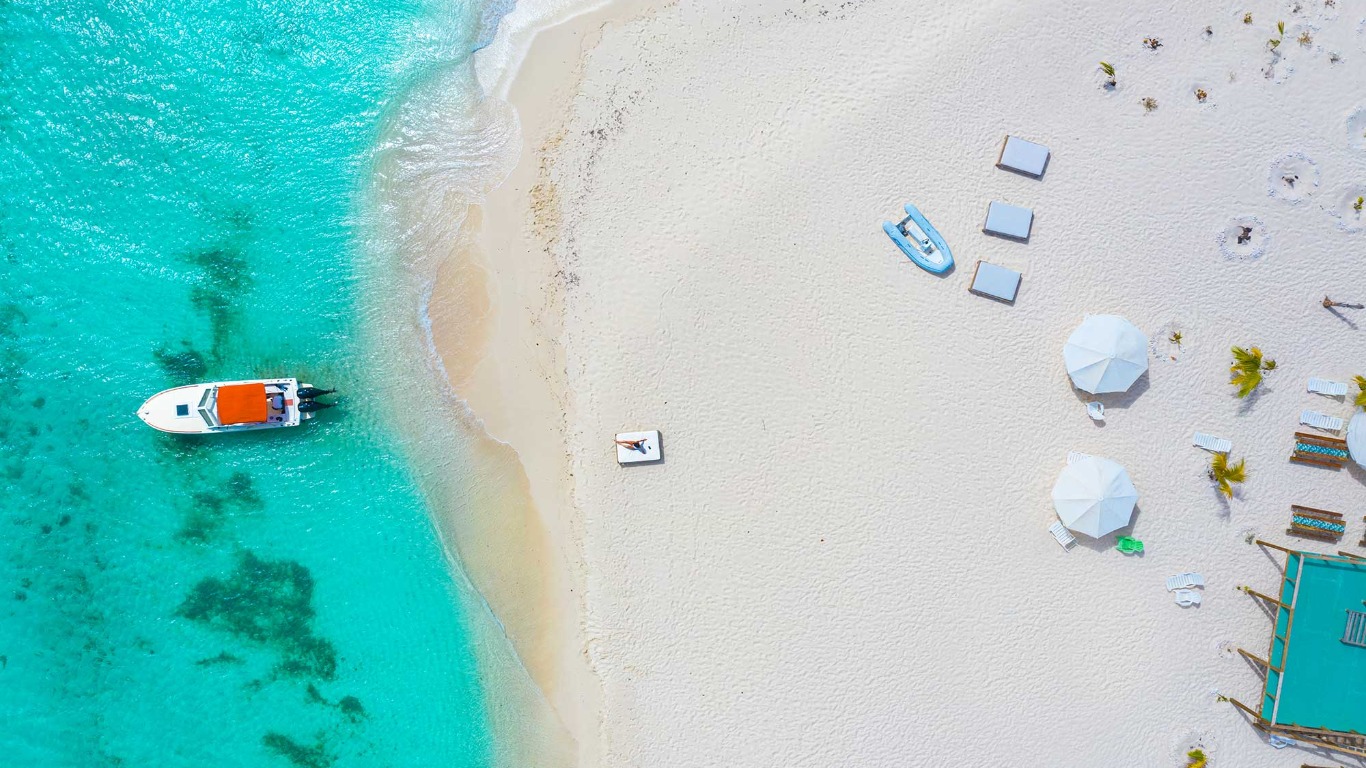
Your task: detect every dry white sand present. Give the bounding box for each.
[453,0,1366,765]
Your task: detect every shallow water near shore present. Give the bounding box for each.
[0,0,512,765]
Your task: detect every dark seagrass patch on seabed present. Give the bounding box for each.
[262,731,333,768]
[182,207,255,360]
[178,550,338,680]
[153,342,209,384]
[177,471,264,543]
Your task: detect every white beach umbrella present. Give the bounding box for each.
[1063,315,1150,394]
[1347,412,1366,469]
[1052,455,1139,538]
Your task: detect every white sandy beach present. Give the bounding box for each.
[447,0,1366,765]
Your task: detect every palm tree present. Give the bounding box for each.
[1209,454,1247,498]
[1355,375,1366,409]
[1230,346,1276,398]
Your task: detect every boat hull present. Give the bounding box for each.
[137,378,306,434]
[883,203,954,275]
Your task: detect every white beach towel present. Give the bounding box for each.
[1173,589,1202,607]
[1192,432,1231,453]
[1300,409,1344,432]
[1307,377,1348,397]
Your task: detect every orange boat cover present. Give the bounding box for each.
[216,383,268,425]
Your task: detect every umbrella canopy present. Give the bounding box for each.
[1063,315,1149,394]
[1052,455,1139,537]
[1348,412,1366,469]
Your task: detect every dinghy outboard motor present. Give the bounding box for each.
[298,399,334,413]
[296,387,335,400]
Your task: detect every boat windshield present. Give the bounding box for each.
[198,388,220,428]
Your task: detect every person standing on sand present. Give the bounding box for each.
[1323,296,1365,309]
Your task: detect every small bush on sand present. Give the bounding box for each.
[1209,454,1247,498]
[1268,21,1285,50]
[1354,375,1366,408]
[1230,346,1275,397]
[1099,61,1116,88]
[1141,96,1158,111]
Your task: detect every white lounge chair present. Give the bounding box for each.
[982,201,1034,241]
[1173,589,1202,607]
[996,135,1050,178]
[1308,377,1348,397]
[1192,432,1231,453]
[615,430,662,465]
[1267,735,1296,749]
[968,261,1021,303]
[1049,520,1076,550]
[1165,573,1205,591]
[1086,402,1105,421]
[1300,409,1344,432]
[1066,451,1092,465]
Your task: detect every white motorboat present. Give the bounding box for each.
[136,378,333,434]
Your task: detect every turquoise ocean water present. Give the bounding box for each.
[0,0,518,765]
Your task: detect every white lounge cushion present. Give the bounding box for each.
[983,201,1034,240]
[969,261,1021,302]
[1300,409,1344,432]
[998,135,1050,177]
[1173,589,1202,607]
[615,430,662,464]
[1166,572,1205,591]
[1192,432,1231,453]
[1308,377,1348,396]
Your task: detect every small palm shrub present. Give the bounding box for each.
[1186,748,1208,768]
[1210,454,1247,498]
[1099,61,1117,88]
[1230,346,1275,397]
[1354,375,1366,408]
[1269,21,1285,50]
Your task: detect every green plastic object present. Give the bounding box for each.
[1116,536,1144,554]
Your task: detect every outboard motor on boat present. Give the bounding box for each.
[298,399,334,413]
[296,386,335,400]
